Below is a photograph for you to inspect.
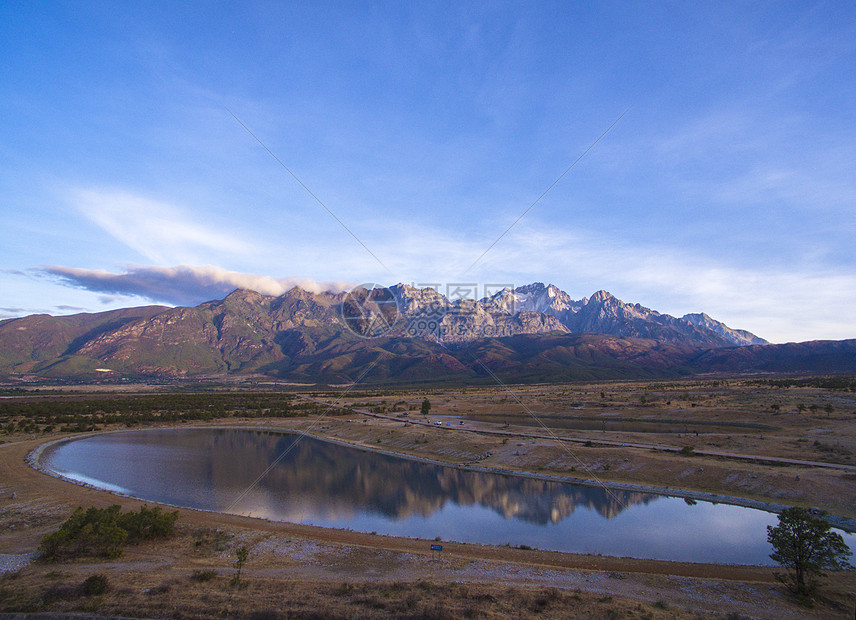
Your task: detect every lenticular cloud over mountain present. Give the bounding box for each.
[42,264,353,306]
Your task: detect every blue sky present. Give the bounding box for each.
[2,1,854,343]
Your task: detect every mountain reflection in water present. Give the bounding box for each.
[209,430,657,523]
[42,427,826,565]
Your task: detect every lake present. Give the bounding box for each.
[37,427,855,565]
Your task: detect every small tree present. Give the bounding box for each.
[767,507,852,597]
[232,546,249,586]
[420,398,431,416]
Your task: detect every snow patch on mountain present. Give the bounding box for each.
[682,312,769,346]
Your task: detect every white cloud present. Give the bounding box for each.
[352,217,856,343]
[477,221,856,343]
[42,264,353,307]
[71,188,253,264]
[36,208,856,343]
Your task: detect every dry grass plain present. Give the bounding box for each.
[1,376,855,618]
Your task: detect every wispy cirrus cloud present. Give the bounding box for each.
[41,265,353,307]
[71,188,253,264]
[650,102,856,213]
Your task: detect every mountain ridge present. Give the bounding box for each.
[379,282,767,347]
[1,283,852,384]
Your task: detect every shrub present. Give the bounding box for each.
[40,506,127,560]
[81,574,109,596]
[118,505,179,541]
[40,505,178,561]
[190,568,218,582]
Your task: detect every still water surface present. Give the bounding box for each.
[38,428,855,565]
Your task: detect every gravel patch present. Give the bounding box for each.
[0,552,37,574]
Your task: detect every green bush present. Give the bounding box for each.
[39,505,178,561]
[118,505,179,541]
[81,574,109,596]
[40,506,127,560]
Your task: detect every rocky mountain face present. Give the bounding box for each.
[681,312,768,346]
[2,282,850,384]
[486,283,584,321]
[384,283,766,347]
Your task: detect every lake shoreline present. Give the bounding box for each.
[5,430,855,618]
[28,424,856,553]
[32,423,856,533]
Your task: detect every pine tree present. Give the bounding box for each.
[767,507,852,597]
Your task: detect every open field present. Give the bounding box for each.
[1,376,855,618]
